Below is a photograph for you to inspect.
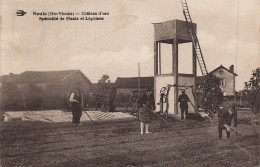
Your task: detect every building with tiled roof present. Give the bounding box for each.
[196,65,238,96]
[10,70,91,84]
[0,70,92,110]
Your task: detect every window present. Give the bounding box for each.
[220,78,226,87]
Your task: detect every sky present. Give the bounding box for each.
[0,0,259,90]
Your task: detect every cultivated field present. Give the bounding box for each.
[0,109,259,167]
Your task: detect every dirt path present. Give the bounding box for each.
[0,116,259,167]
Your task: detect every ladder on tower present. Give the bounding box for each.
[181,0,208,76]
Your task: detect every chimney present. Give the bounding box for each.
[229,65,234,73]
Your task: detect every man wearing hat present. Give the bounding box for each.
[69,87,82,125]
[178,89,190,119]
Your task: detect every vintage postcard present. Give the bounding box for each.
[0,0,259,166]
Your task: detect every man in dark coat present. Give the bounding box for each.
[178,90,190,119]
[69,87,82,125]
[137,89,155,134]
[218,105,237,140]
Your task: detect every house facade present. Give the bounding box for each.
[196,65,238,96]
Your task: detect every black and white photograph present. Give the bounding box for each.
[0,0,259,166]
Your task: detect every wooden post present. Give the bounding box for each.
[173,39,178,114]
[192,44,197,77]
[154,41,158,75]
[138,63,141,96]
[192,43,197,108]
[159,42,161,74]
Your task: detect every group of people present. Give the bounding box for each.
[135,88,237,139]
[69,87,237,140]
[137,89,190,134]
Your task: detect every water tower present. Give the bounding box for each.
[153,19,197,116]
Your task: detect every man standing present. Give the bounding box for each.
[218,105,237,140]
[69,87,82,125]
[178,89,190,119]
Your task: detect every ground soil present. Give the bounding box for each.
[0,110,259,167]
